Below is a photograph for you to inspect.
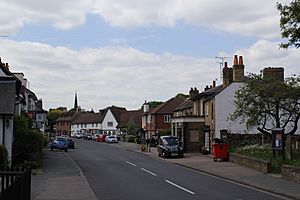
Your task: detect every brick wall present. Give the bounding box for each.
[282,165,300,183]
[230,153,271,173]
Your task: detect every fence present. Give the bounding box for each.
[0,168,31,200]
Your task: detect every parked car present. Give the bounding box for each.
[105,135,118,143]
[84,133,93,140]
[158,136,183,158]
[50,137,68,152]
[76,133,84,139]
[96,134,106,142]
[67,138,75,149]
[92,134,99,141]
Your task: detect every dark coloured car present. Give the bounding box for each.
[158,136,183,158]
[50,137,68,152]
[67,138,75,149]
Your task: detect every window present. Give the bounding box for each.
[81,124,83,128]
[205,104,209,116]
[164,115,171,123]
[84,124,87,128]
[108,121,113,127]
[95,123,98,127]
[92,123,94,127]
[77,124,79,128]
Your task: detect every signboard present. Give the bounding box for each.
[272,129,284,151]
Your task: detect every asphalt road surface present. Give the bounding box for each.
[68,139,288,200]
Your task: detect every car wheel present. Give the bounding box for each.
[51,148,53,151]
[65,149,68,152]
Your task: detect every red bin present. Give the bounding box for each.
[212,143,229,161]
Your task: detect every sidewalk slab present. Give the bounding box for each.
[31,149,97,200]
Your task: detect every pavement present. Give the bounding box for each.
[31,149,97,200]
[32,141,300,200]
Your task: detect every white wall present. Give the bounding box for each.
[215,83,257,138]
[0,117,13,163]
[102,109,118,134]
[215,83,300,137]
[71,123,102,135]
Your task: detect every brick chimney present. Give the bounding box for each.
[233,55,244,82]
[189,87,199,98]
[204,85,210,91]
[263,67,284,82]
[36,99,43,110]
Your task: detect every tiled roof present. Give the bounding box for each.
[117,110,142,128]
[0,62,21,114]
[149,97,186,115]
[174,99,193,111]
[191,85,224,101]
[71,112,102,124]
[109,106,127,122]
[56,111,77,122]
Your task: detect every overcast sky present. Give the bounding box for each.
[0,0,298,111]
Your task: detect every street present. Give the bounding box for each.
[67,139,287,200]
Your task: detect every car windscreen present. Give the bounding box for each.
[163,137,179,145]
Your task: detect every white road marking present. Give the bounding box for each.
[141,168,157,176]
[165,180,195,195]
[125,161,136,167]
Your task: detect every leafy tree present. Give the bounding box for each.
[175,93,189,99]
[47,108,63,132]
[148,101,163,109]
[277,0,300,49]
[230,74,300,135]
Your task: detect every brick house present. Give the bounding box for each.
[143,97,185,138]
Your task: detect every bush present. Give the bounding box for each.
[125,135,136,143]
[12,114,43,169]
[0,145,8,170]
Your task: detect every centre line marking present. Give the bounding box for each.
[141,168,157,176]
[165,180,195,195]
[126,161,136,167]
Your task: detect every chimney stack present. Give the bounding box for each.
[263,67,284,82]
[233,55,245,82]
[223,62,230,86]
[212,80,216,88]
[233,55,238,65]
[189,87,199,98]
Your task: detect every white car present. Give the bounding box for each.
[105,135,118,143]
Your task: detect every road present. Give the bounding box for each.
[68,139,287,200]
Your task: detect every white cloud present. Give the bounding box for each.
[0,0,293,39]
[92,0,289,39]
[0,39,298,111]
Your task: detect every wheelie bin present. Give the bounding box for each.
[212,139,229,162]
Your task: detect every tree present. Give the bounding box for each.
[229,73,300,135]
[175,93,189,99]
[277,0,300,49]
[47,108,63,133]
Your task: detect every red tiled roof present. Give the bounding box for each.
[149,97,186,115]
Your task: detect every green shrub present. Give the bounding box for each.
[0,145,8,170]
[12,114,43,169]
[125,135,136,143]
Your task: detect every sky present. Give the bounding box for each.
[0,0,299,111]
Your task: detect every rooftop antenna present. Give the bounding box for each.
[215,56,230,82]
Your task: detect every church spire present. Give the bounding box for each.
[74,91,78,110]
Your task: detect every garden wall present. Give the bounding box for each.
[221,133,272,148]
[281,165,300,183]
[229,153,271,173]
